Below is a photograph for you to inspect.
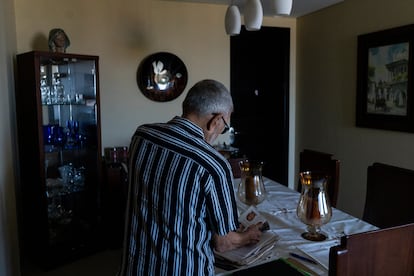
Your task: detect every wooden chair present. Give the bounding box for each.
[329,223,414,276]
[228,157,244,178]
[298,149,340,207]
[363,162,414,228]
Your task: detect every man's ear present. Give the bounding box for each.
[206,114,221,132]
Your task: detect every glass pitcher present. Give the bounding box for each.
[296,171,332,241]
[237,160,266,205]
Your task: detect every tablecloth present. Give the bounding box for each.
[215,177,378,275]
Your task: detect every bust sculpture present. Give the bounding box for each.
[48,28,70,53]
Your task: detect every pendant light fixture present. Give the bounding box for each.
[272,0,293,16]
[225,4,241,36]
[244,0,263,31]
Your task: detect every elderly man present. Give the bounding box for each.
[118,79,262,275]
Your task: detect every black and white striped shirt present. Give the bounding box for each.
[118,116,239,276]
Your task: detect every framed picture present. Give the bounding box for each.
[356,24,414,132]
[136,52,188,102]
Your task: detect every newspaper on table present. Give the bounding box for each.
[215,206,278,267]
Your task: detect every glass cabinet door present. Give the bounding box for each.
[15,51,103,269]
[41,56,100,246]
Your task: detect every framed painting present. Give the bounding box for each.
[356,24,414,132]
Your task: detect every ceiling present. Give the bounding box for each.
[167,0,344,18]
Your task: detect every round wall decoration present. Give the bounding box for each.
[136,52,188,102]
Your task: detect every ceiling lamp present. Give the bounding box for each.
[244,0,263,31]
[225,4,241,36]
[272,0,293,16]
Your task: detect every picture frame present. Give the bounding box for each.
[136,52,188,102]
[356,24,414,132]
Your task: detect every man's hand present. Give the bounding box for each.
[213,222,263,253]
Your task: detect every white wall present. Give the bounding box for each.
[0,0,20,275]
[14,0,296,151]
[297,0,414,217]
[13,0,297,186]
[13,1,298,190]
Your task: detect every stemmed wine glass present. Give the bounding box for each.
[296,171,332,241]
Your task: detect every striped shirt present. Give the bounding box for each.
[118,116,239,276]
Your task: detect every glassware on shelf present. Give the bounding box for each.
[58,163,85,193]
[296,171,332,241]
[44,122,87,151]
[54,125,66,148]
[40,65,49,104]
[43,125,54,145]
[52,73,65,104]
[73,166,85,192]
[75,93,85,104]
[237,160,266,205]
[43,124,64,151]
[65,120,79,149]
[58,163,74,192]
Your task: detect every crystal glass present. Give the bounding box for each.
[237,160,266,205]
[297,171,332,241]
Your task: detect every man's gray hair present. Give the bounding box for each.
[182,79,233,116]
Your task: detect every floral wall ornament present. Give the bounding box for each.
[152,60,171,90]
[136,52,188,102]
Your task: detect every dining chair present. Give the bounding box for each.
[363,162,414,228]
[297,149,340,207]
[329,223,414,276]
[228,157,244,178]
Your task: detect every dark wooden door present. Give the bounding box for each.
[230,26,290,185]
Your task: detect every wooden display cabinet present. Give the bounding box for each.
[15,51,104,269]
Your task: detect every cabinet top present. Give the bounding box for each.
[17,50,99,60]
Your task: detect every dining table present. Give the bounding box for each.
[215,177,378,275]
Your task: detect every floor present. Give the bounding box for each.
[22,249,122,276]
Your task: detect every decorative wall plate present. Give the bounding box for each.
[136,52,188,102]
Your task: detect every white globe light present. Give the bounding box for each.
[244,0,263,31]
[272,0,293,16]
[225,5,241,36]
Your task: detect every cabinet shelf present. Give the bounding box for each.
[42,102,91,106]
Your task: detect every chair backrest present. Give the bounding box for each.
[329,223,414,276]
[363,162,414,228]
[228,157,244,178]
[298,149,340,207]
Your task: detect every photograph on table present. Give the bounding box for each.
[239,206,270,232]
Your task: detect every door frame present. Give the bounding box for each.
[230,22,297,189]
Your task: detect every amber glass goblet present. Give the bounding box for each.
[237,160,266,206]
[296,171,332,241]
